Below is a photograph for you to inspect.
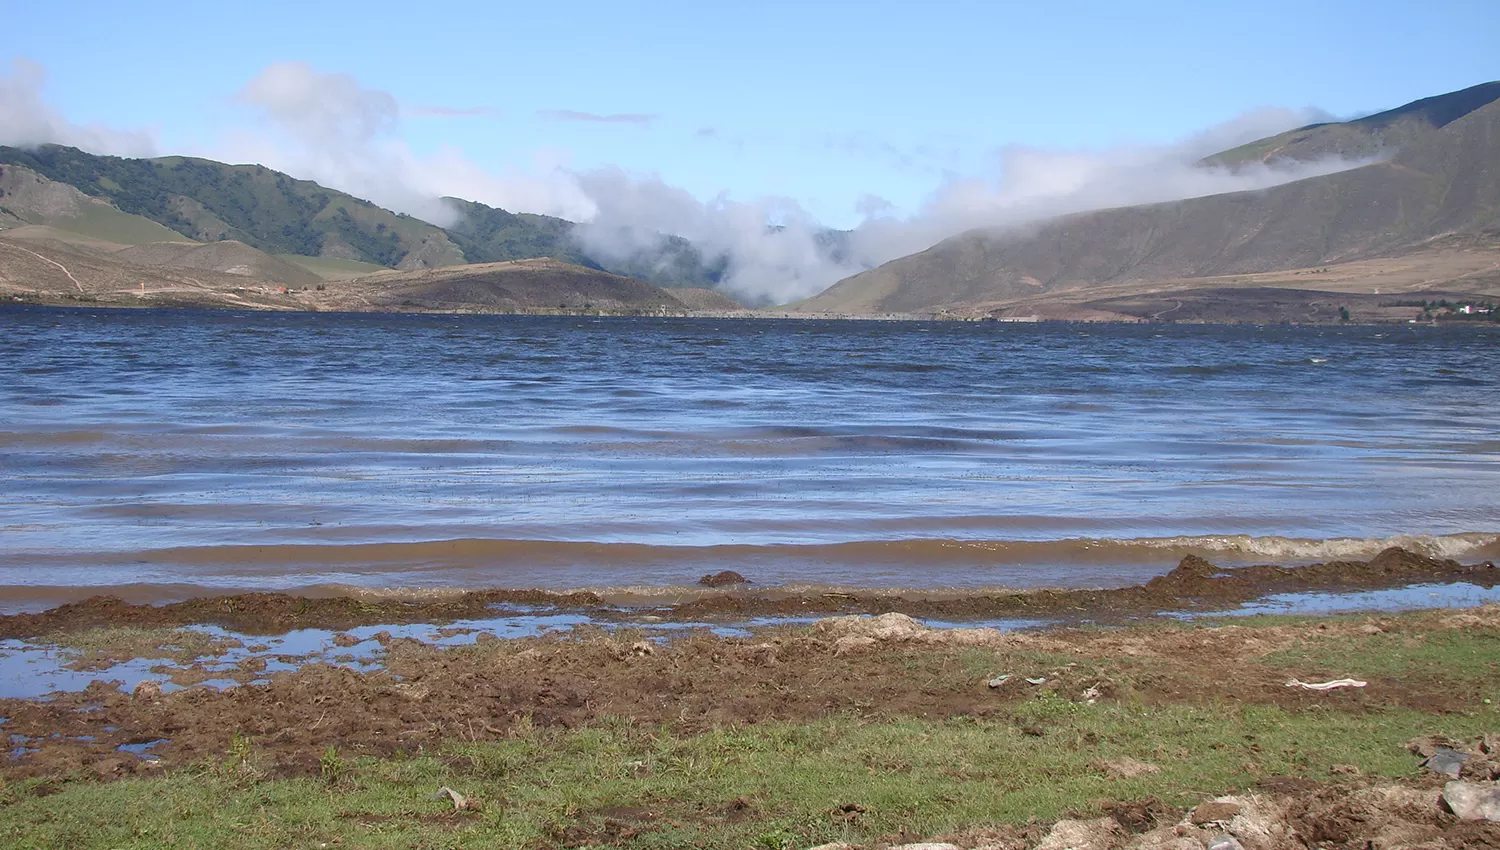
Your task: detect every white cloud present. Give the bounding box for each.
[221,61,596,225]
[0,57,156,156]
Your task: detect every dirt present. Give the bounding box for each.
[0,547,1492,640]
[1,599,1496,785]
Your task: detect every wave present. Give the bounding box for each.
[7,531,1496,571]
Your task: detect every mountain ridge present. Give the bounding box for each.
[798,83,1500,317]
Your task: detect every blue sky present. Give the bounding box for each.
[4,0,1498,302]
[10,0,1498,227]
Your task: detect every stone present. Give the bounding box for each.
[832,635,877,655]
[698,570,750,587]
[1191,801,1244,824]
[1442,780,1500,821]
[1033,817,1119,850]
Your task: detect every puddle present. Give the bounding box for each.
[117,738,168,760]
[1191,582,1500,618]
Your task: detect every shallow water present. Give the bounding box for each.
[1,307,1497,608]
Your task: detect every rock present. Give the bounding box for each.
[749,643,779,666]
[1206,836,1245,850]
[1097,757,1161,778]
[1190,801,1243,824]
[1422,748,1470,779]
[1442,781,1500,821]
[429,785,480,812]
[391,683,431,701]
[1034,817,1120,850]
[987,674,1012,688]
[832,635,877,655]
[699,570,750,587]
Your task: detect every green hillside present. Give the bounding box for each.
[0,145,733,287]
[0,145,465,269]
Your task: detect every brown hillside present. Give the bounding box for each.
[800,95,1500,315]
[352,258,689,312]
[113,241,322,288]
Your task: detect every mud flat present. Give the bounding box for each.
[1,549,1498,848]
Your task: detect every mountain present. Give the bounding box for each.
[0,145,728,289]
[0,145,468,269]
[799,83,1500,318]
[1206,81,1500,167]
[0,163,194,246]
[0,230,733,315]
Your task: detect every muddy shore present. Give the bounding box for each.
[1,547,1495,639]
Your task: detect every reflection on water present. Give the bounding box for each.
[1,308,1497,600]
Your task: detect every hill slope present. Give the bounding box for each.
[0,164,193,246]
[1206,81,1500,167]
[0,147,730,289]
[0,146,466,269]
[351,259,690,312]
[113,241,322,288]
[800,87,1500,316]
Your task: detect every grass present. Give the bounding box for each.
[39,626,242,669]
[278,254,391,280]
[54,203,192,247]
[2,698,1493,849]
[1262,627,1500,688]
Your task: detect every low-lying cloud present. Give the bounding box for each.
[574,106,1362,304]
[5,58,1367,305]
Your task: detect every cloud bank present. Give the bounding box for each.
[0,58,157,156]
[5,59,1365,304]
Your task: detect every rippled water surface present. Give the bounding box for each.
[1,307,1497,606]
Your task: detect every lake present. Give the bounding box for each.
[1,306,1496,610]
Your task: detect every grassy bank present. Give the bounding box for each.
[2,608,1497,848]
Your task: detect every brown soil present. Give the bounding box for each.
[3,601,1497,785]
[0,548,1492,640]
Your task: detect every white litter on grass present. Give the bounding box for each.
[1284,678,1368,690]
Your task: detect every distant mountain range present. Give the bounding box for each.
[797,82,1500,320]
[0,144,728,290]
[5,82,1499,322]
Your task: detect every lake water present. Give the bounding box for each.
[1,306,1497,610]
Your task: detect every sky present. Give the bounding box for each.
[4,0,1499,301]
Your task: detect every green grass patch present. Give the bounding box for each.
[3,699,1492,849]
[277,254,390,279]
[39,626,241,668]
[1262,627,1500,688]
[54,203,192,246]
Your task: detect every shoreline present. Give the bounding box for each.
[6,299,1496,326]
[2,588,1497,847]
[2,546,1495,638]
